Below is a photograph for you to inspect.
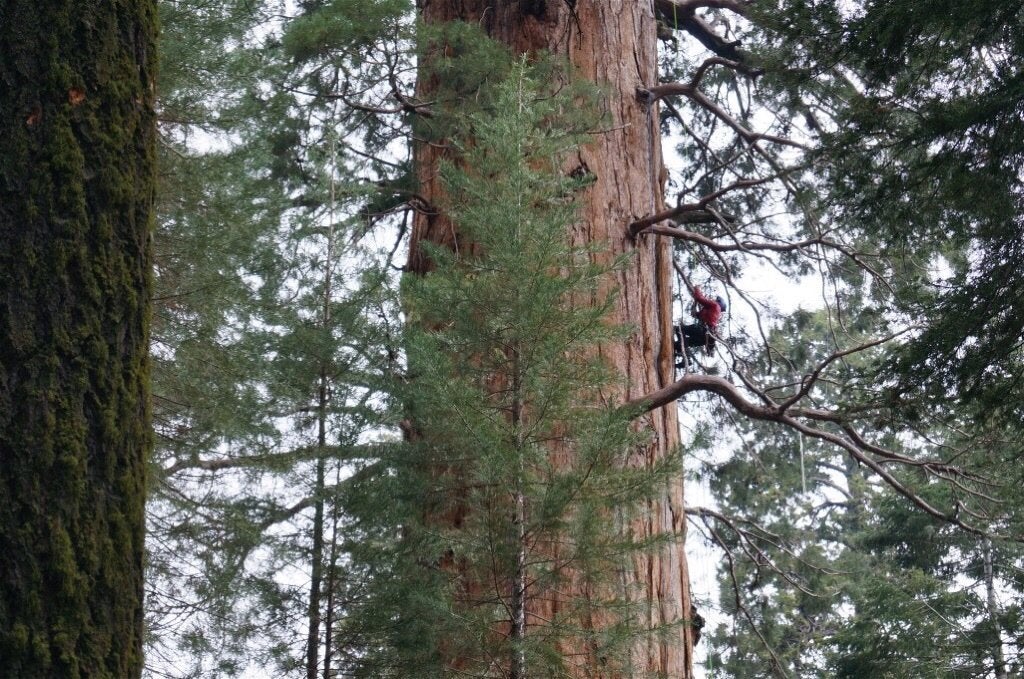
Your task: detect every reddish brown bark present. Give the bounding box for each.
[410,2,695,676]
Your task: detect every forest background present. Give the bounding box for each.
[1,0,1020,677]
[152,0,1024,677]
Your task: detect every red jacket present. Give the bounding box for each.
[693,287,721,329]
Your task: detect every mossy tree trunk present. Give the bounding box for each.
[0,1,157,677]
[410,2,694,676]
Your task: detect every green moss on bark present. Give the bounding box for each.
[0,1,157,677]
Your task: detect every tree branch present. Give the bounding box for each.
[628,176,765,235]
[643,84,809,150]
[688,505,841,586]
[777,329,913,412]
[622,372,996,536]
[697,516,792,678]
[655,1,753,66]
[162,443,378,477]
[658,0,751,16]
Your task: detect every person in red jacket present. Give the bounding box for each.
[673,286,726,365]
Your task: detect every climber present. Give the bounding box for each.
[673,286,726,367]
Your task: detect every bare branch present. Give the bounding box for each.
[628,176,767,235]
[688,505,843,582]
[777,328,914,412]
[387,70,435,118]
[162,443,379,477]
[698,516,792,679]
[779,417,994,536]
[630,209,715,237]
[658,0,752,15]
[655,1,755,67]
[646,84,810,150]
[622,372,997,537]
[690,56,751,89]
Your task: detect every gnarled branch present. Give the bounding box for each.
[622,369,996,537]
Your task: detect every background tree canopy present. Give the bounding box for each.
[139,0,1024,677]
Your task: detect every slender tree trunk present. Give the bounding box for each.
[305,294,331,679]
[510,348,527,679]
[410,2,693,676]
[0,1,156,676]
[307,123,338,679]
[322,462,343,679]
[306,429,327,679]
[983,539,1007,679]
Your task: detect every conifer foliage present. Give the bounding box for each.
[146,1,399,674]
[695,311,1024,677]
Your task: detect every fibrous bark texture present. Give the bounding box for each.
[0,1,156,676]
[410,2,694,676]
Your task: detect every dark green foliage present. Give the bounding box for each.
[416,21,517,100]
[145,0,415,675]
[146,1,447,675]
[0,0,157,676]
[282,0,410,60]
[750,0,1024,414]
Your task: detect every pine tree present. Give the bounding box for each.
[0,1,157,676]
[146,2,398,674]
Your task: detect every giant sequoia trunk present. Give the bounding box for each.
[0,1,156,676]
[409,2,694,675]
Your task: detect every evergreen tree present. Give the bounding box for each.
[146,1,399,674]
[747,0,1024,411]
[0,1,157,676]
